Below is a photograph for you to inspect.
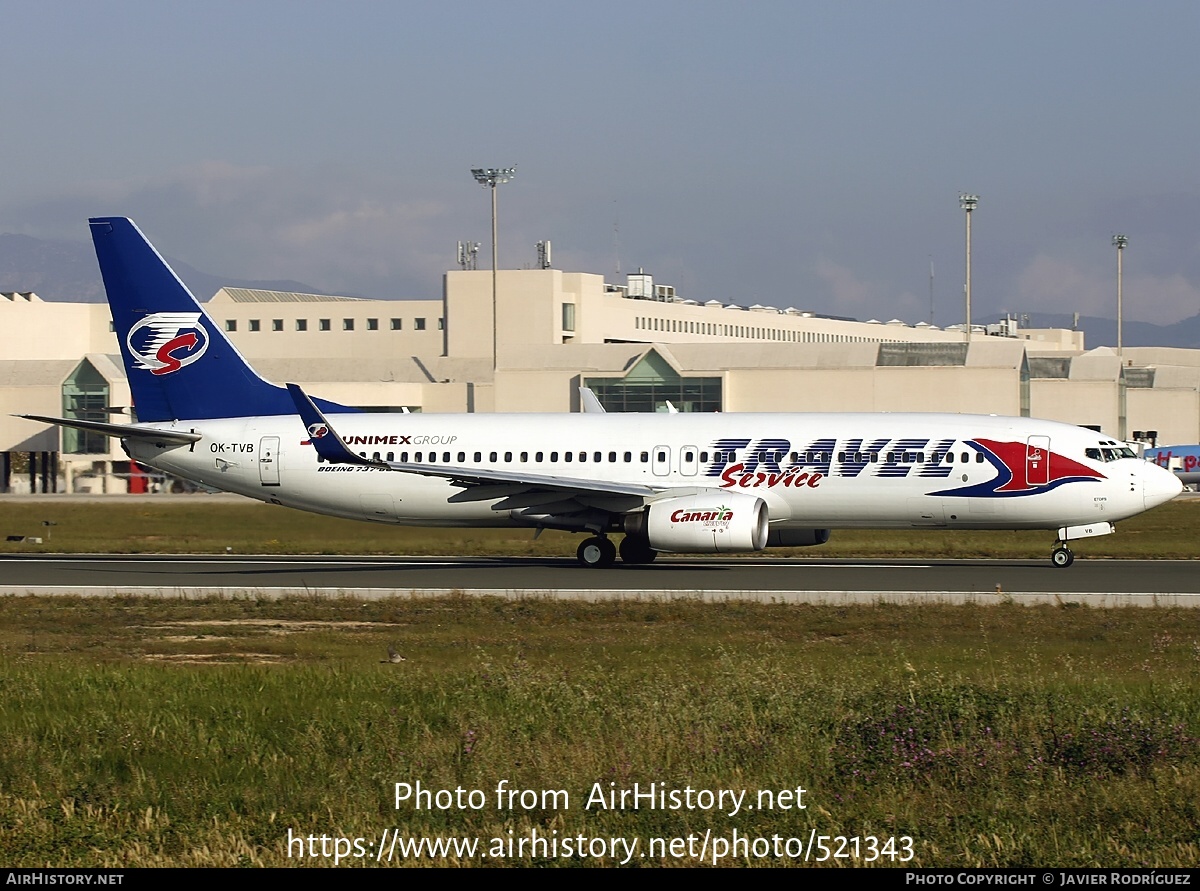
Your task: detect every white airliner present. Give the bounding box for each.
[21,218,1182,568]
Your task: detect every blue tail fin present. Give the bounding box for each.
[90,217,354,422]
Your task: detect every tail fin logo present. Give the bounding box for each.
[127,313,210,375]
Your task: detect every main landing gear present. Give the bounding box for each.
[618,535,657,565]
[577,536,616,568]
[1051,544,1074,568]
[576,535,658,567]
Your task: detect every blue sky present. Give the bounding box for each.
[4,1,1200,325]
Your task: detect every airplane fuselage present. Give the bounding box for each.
[127,411,1166,533]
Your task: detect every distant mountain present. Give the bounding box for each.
[984,312,1200,350]
[0,233,332,302]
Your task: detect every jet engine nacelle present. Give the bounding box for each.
[639,491,768,553]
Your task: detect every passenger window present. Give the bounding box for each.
[386,452,394,461]
[551,451,559,462]
[641,452,649,463]
[608,451,617,462]
[504,451,512,462]
[457,452,465,462]
[579,452,587,463]
[474,451,481,462]
[624,451,632,462]
[657,451,666,462]
[565,452,573,462]
[976,453,985,463]
[489,451,497,462]
[961,452,969,463]
[442,452,450,462]
[400,452,408,462]
[520,452,528,462]
[415,451,423,462]
[536,451,543,462]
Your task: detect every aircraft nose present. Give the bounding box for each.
[1143,461,1184,510]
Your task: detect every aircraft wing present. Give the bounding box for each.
[16,414,202,445]
[286,384,665,501]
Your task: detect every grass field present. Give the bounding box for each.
[1,595,1199,867]
[1,494,1199,559]
[0,497,1197,867]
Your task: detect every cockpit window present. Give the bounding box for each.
[1089,445,1138,462]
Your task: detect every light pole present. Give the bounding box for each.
[471,166,517,374]
[1112,234,1128,358]
[960,193,979,343]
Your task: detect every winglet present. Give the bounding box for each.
[287,383,377,466]
[579,387,606,414]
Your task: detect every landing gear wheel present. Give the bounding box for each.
[619,536,657,565]
[577,536,616,568]
[1051,546,1074,568]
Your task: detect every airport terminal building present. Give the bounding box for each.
[1,265,1195,493]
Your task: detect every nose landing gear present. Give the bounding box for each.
[1051,544,1074,568]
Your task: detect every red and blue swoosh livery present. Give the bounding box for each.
[935,439,1105,498]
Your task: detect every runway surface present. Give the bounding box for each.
[1,554,1197,606]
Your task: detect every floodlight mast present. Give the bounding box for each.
[960,193,979,343]
[471,167,517,375]
[1112,234,1128,359]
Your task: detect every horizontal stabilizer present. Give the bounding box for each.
[16,414,201,444]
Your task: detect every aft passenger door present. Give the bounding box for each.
[259,436,281,486]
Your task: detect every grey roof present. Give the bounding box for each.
[210,288,365,304]
[0,359,77,386]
